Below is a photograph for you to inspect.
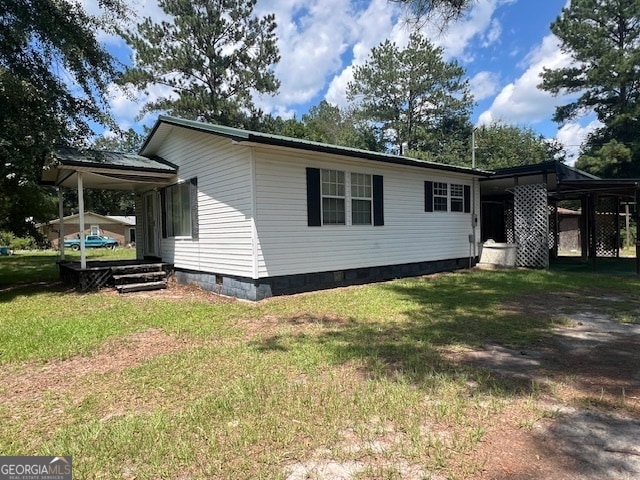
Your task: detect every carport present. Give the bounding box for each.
[480,161,640,275]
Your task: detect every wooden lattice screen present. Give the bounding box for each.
[595,197,619,257]
[514,184,549,268]
[505,200,515,244]
[548,203,557,252]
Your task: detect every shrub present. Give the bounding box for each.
[0,231,39,250]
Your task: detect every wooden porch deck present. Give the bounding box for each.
[58,259,174,292]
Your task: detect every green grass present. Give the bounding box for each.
[1,252,639,478]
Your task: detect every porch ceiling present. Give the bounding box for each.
[40,146,178,192]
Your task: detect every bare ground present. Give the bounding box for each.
[2,281,640,479]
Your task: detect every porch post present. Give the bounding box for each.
[77,172,86,269]
[58,187,65,260]
[636,187,640,275]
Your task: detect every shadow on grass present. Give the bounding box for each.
[250,270,582,399]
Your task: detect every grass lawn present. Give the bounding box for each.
[1,252,639,479]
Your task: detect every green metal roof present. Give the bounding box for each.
[53,146,177,173]
[142,115,491,177]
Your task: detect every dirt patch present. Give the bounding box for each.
[444,294,640,479]
[0,328,192,407]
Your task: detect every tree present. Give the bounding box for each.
[302,101,385,151]
[121,0,280,128]
[1,0,128,235]
[347,32,473,158]
[472,123,565,171]
[575,139,633,178]
[391,0,476,27]
[539,0,640,177]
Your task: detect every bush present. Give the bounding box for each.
[0,231,39,250]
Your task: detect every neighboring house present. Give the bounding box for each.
[38,211,136,248]
[132,116,489,299]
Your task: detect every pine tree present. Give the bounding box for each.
[539,0,640,177]
[121,0,280,127]
[347,32,473,158]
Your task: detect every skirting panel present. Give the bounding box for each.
[174,257,473,301]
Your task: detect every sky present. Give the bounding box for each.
[95,0,598,165]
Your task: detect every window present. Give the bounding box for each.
[425,181,471,214]
[162,179,198,238]
[321,169,346,225]
[307,168,383,227]
[351,172,372,225]
[450,183,464,212]
[433,182,448,212]
[90,225,100,235]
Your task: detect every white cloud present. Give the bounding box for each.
[324,0,401,108]
[428,0,513,60]
[470,71,500,101]
[478,34,573,126]
[555,119,602,166]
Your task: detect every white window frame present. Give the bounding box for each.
[450,183,465,212]
[321,169,374,226]
[321,169,346,225]
[90,225,100,235]
[433,182,448,212]
[165,181,192,238]
[350,172,372,225]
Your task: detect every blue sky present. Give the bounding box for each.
[96,0,595,163]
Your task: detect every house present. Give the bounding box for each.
[133,116,489,299]
[41,116,490,299]
[38,211,136,248]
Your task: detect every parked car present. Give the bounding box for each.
[64,234,119,251]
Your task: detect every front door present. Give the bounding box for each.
[143,191,160,258]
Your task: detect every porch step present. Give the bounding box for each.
[112,271,167,284]
[112,262,169,293]
[111,263,166,275]
[115,280,167,294]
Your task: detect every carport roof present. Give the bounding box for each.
[40,146,178,191]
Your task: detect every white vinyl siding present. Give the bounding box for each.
[153,128,254,277]
[253,147,479,278]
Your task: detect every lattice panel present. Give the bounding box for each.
[514,184,549,268]
[548,203,557,251]
[595,197,618,257]
[505,201,515,244]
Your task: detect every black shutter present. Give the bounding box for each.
[190,177,199,239]
[424,181,433,212]
[160,189,167,238]
[373,175,384,226]
[464,185,471,213]
[306,168,322,226]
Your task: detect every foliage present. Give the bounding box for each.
[0,231,39,250]
[575,139,633,178]
[92,128,147,153]
[473,123,565,170]
[0,0,128,234]
[347,32,473,158]
[120,0,280,128]
[391,0,477,27]
[539,0,640,177]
